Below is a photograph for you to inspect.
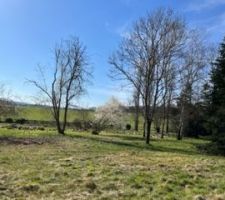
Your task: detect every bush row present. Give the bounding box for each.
[3,124,45,131]
[4,118,27,124]
[1,118,133,133]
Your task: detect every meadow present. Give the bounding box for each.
[0,128,225,200]
[5,105,95,122]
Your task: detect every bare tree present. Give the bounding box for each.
[165,66,176,135]
[29,37,91,135]
[133,84,141,131]
[109,8,186,144]
[176,31,208,140]
[159,61,177,138]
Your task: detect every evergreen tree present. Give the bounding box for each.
[208,37,225,154]
[211,38,225,108]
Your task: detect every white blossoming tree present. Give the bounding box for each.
[92,97,124,134]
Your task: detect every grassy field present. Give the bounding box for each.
[5,105,135,128]
[7,105,95,122]
[0,129,225,200]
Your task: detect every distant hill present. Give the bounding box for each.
[2,103,94,122]
[1,100,134,125]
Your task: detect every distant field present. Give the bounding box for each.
[0,129,224,199]
[4,105,138,128]
[6,105,95,122]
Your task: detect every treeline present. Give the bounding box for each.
[110,9,225,154]
[109,8,225,154]
[109,8,214,144]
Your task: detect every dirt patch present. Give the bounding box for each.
[20,184,40,192]
[0,137,52,145]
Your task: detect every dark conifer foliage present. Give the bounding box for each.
[206,37,225,154]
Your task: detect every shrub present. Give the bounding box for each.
[5,118,13,123]
[94,97,125,132]
[15,118,27,124]
[126,124,131,130]
[37,126,45,131]
[91,130,99,135]
[156,127,160,134]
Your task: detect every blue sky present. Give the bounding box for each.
[0,0,225,107]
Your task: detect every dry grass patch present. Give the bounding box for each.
[0,130,225,199]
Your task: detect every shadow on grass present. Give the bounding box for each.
[106,134,145,141]
[68,133,204,156]
[0,135,60,145]
[0,136,46,145]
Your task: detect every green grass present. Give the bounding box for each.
[0,129,225,199]
[15,106,53,121]
[7,105,94,122]
[4,105,142,130]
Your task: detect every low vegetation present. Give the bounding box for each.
[0,129,225,200]
[9,106,95,122]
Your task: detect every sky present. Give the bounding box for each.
[0,0,225,107]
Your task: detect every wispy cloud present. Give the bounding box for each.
[189,11,225,42]
[205,12,225,41]
[116,22,131,38]
[187,0,225,11]
[207,13,225,31]
[104,21,131,38]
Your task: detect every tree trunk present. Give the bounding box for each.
[165,105,169,135]
[56,121,64,135]
[62,106,69,135]
[166,116,169,134]
[58,128,65,135]
[143,121,146,138]
[134,110,139,131]
[177,123,183,140]
[134,90,140,131]
[177,104,184,140]
[146,119,152,144]
[143,111,147,138]
[161,99,166,139]
[161,120,165,139]
[143,106,147,138]
[53,108,65,135]
[166,92,172,134]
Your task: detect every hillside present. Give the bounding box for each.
[6,105,95,122]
